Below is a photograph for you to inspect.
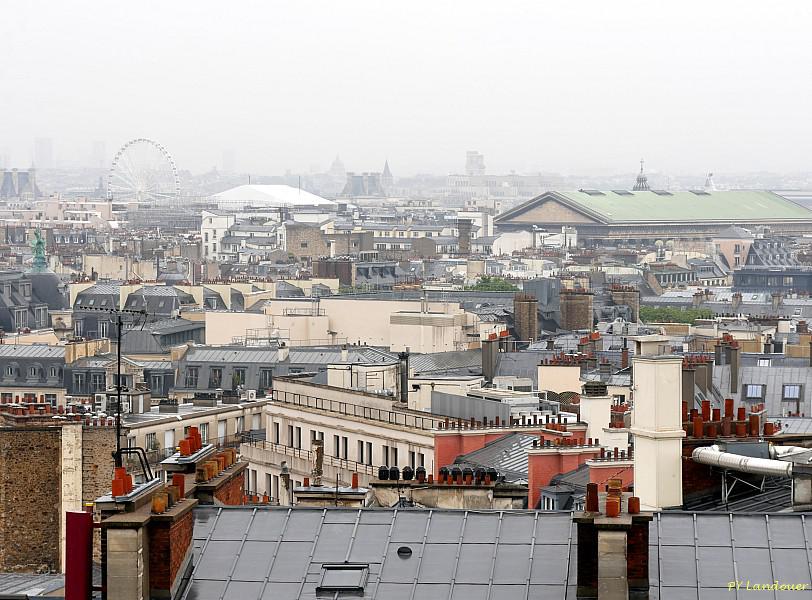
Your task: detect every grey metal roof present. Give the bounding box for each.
[0,572,65,596]
[186,507,812,600]
[185,346,280,364]
[0,344,65,359]
[186,507,578,600]
[453,432,536,483]
[410,349,482,376]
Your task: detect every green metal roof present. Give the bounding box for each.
[555,190,812,223]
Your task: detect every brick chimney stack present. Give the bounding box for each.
[575,483,653,599]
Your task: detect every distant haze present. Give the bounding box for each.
[3,1,812,176]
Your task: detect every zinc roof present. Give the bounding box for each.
[186,507,812,600]
[501,190,812,224]
[0,344,65,359]
[558,189,812,222]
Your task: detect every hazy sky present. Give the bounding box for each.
[3,1,812,176]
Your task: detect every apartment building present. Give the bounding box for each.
[241,375,441,504]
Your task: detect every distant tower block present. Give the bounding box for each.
[465,151,485,176]
[559,290,594,331]
[633,158,650,191]
[457,218,472,255]
[513,293,538,342]
[704,172,716,191]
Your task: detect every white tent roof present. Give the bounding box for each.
[214,185,335,208]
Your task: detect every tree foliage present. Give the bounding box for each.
[466,276,519,292]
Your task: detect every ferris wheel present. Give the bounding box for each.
[107,138,180,204]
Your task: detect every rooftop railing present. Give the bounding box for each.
[272,388,442,432]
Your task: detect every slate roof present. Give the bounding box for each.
[186,507,812,600]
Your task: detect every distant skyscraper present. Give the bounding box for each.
[465,151,485,176]
[91,141,106,168]
[34,138,54,169]
[222,150,235,174]
[633,158,650,191]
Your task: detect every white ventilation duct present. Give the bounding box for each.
[692,445,793,478]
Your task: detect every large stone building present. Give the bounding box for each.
[495,190,812,245]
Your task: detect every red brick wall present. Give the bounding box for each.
[588,463,634,490]
[149,507,194,593]
[528,448,601,509]
[626,521,649,590]
[214,471,245,505]
[433,433,464,476]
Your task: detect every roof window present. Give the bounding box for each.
[317,564,369,593]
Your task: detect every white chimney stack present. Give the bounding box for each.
[630,355,685,511]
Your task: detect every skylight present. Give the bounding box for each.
[317,564,369,593]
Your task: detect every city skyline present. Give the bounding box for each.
[3,1,812,176]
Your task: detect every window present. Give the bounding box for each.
[5,365,13,377]
[260,369,273,390]
[409,451,416,469]
[341,436,348,459]
[391,447,398,466]
[49,366,58,378]
[418,452,425,467]
[98,320,108,338]
[236,416,245,433]
[273,422,280,444]
[28,366,38,378]
[209,367,223,389]
[382,445,390,466]
[91,372,106,392]
[185,367,199,388]
[14,308,27,329]
[757,359,771,367]
[232,368,246,387]
[73,372,85,393]
[333,434,340,458]
[358,440,365,463]
[300,241,308,248]
[745,384,765,399]
[783,385,802,400]
[199,422,209,443]
[34,306,48,328]
[288,425,294,448]
[145,432,157,450]
[295,426,302,449]
[1,393,11,402]
[150,374,164,393]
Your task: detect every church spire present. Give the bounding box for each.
[633,158,650,191]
